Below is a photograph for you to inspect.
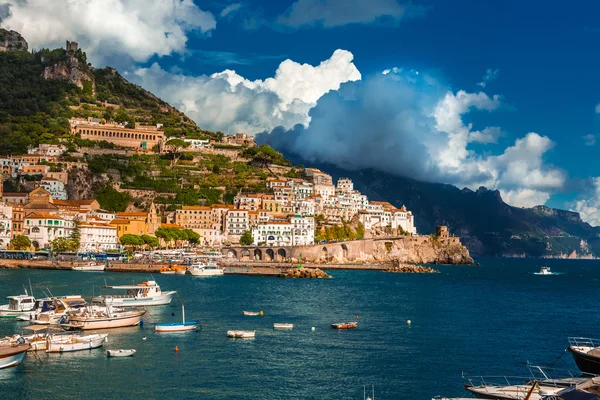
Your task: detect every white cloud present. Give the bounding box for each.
[500,189,551,208]
[570,178,600,226]
[276,0,424,28]
[0,0,216,65]
[584,134,596,146]
[596,104,600,113]
[220,3,242,18]
[130,49,361,134]
[477,68,500,88]
[469,126,504,144]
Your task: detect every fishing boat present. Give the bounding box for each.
[273,323,293,330]
[30,297,87,325]
[0,344,30,369]
[188,262,224,277]
[94,280,176,307]
[60,307,146,330]
[568,337,600,375]
[18,325,52,351]
[46,333,107,353]
[71,262,105,272]
[155,304,198,332]
[533,266,553,275]
[0,290,36,318]
[331,322,358,329]
[242,311,260,316]
[107,349,136,357]
[227,330,255,339]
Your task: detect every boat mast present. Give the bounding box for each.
[28,278,34,298]
[182,303,185,324]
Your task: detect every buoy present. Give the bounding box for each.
[142,337,147,341]
[175,345,179,353]
[311,327,316,331]
[259,311,264,316]
[356,315,359,319]
[172,312,175,316]
[407,320,411,325]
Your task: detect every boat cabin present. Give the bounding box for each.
[6,295,35,311]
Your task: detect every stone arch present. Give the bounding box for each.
[265,248,274,261]
[341,244,349,260]
[241,249,250,260]
[254,248,262,261]
[227,249,238,259]
[321,246,328,261]
[31,227,40,233]
[32,241,39,249]
[277,248,286,261]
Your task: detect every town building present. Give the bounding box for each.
[24,212,74,249]
[183,138,211,149]
[40,177,67,200]
[28,144,67,157]
[22,164,49,176]
[223,133,256,147]
[110,203,160,237]
[79,221,118,252]
[69,119,165,150]
[225,209,249,240]
[0,204,12,249]
[251,215,315,247]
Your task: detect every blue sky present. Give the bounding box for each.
[2,0,600,221]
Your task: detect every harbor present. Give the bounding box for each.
[0,257,599,399]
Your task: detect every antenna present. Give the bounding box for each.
[46,287,55,298]
[28,278,34,298]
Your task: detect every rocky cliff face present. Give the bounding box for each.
[0,29,28,52]
[66,166,107,200]
[43,54,94,89]
[370,237,474,265]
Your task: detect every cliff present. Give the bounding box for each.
[0,29,27,52]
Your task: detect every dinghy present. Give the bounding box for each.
[242,311,260,316]
[273,323,294,330]
[155,304,198,332]
[107,349,136,357]
[227,330,255,339]
[331,322,358,329]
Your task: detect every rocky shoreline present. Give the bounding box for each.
[383,263,439,273]
[284,267,330,279]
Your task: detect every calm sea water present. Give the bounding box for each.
[0,258,599,399]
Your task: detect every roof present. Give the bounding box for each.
[117,212,148,217]
[26,213,63,220]
[109,219,131,225]
[210,204,230,208]
[181,206,211,211]
[41,177,60,182]
[161,223,184,229]
[2,192,28,197]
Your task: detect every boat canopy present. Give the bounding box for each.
[101,281,157,290]
[23,325,49,332]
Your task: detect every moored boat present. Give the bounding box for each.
[155,304,198,333]
[46,333,107,353]
[227,330,255,339]
[0,344,30,369]
[242,311,260,316]
[31,296,87,325]
[71,262,105,272]
[0,290,36,318]
[331,322,358,329]
[159,265,176,274]
[107,349,136,357]
[568,337,600,375]
[189,263,224,277]
[94,280,175,307]
[273,323,294,330]
[60,307,146,330]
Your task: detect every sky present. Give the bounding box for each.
[1,0,600,224]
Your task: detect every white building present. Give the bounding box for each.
[90,209,116,221]
[183,138,211,149]
[359,204,416,234]
[80,222,118,252]
[292,182,314,199]
[25,213,74,249]
[28,144,67,157]
[251,215,315,247]
[290,215,315,245]
[336,178,354,193]
[40,177,67,200]
[0,205,13,249]
[314,184,335,199]
[225,210,249,239]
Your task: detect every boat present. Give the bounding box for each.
[46,333,107,353]
[94,280,176,307]
[107,349,136,357]
[227,330,255,339]
[242,311,260,316]
[18,325,53,351]
[331,322,358,329]
[155,304,198,332]
[60,307,146,330]
[533,266,554,275]
[71,262,105,272]
[0,344,30,369]
[0,290,36,318]
[273,323,293,330]
[188,262,224,277]
[159,265,176,274]
[174,266,187,275]
[568,337,600,375]
[29,296,87,325]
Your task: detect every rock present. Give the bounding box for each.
[284,267,330,279]
[0,29,28,52]
[382,263,439,274]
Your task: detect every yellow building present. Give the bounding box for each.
[109,203,160,238]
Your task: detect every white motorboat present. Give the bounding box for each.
[242,311,260,316]
[0,344,30,369]
[155,304,198,333]
[273,323,294,330]
[107,349,136,357]
[71,262,105,272]
[60,307,146,330]
[46,333,107,353]
[29,297,86,325]
[0,290,36,318]
[227,330,255,339]
[94,280,175,307]
[533,266,555,275]
[189,263,224,277]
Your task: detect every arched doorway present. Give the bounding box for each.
[265,248,275,261]
[341,244,349,260]
[227,249,238,259]
[277,248,286,261]
[321,246,328,261]
[241,249,251,260]
[254,249,262,261]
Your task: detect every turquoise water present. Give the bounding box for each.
[0,258,599,399]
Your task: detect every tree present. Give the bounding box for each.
[240,230,254,246]
[183,229,200,245]
[141,234,159,249]
[96,185,132,212]
[51,237,77,252]
[69,216,81,251]
[10,235,31,250]
[120,234,144,250]
[165,138,189,167]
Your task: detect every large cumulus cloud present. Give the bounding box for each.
[257,69,565,207]
[0,0,215,66]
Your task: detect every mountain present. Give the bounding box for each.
[266,150,600,258]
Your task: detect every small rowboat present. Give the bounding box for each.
[227,330,255,339]
[273,323,293,330]
[331,322,358,329]
[155,304,198,333]
[242,311,260,316]
[107,349,136,357]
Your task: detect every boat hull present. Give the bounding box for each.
[569,346,600,375]
[0,345,30,369]
[227,330,255,339]
[100,291,176,307]
[46,334,107,353]
[189,269,224,277]
[274,324,294,330]
[71,266,105,272]
[331,322,358,329]
[107,349,136,357]
[155,322,198,332]
[62,311,145,330]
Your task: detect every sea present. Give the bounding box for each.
[1,257,599,400]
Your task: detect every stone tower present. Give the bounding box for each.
[147,202,160,234]
[66,40,78,53]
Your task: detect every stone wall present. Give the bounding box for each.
[223,234,473,265]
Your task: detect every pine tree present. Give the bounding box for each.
[70,216,81,252]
